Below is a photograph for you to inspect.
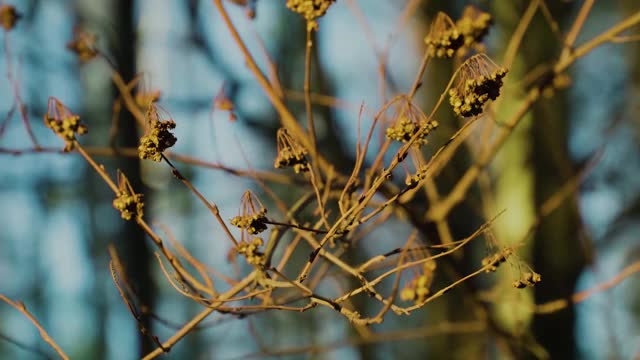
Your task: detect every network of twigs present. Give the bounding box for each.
[1,1,640,359]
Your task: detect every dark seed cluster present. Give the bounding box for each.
[231,209,268,235]
[449,61,507,117]
[139,105,177,162]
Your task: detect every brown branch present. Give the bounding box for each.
[0,294,69,360]
[535,260,640,314]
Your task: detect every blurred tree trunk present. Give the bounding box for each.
[112,0,156,355]
[490,2,538,358]
[491,1,582,358]
[524,3,585,358]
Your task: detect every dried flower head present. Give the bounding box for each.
[456,6,493,47]
[425,12,464,58]
[236,237,266,267]
[44,97,88,151]
[449,54,508,117]
[0,5,21,31]
[230,190,268,237]
[513,271,542,289]
[112,171,144,221]
[286,0,335,23]
[385,101,438,147]
[274,128,310,173]
[401,259,437,304]
[138,104,177,162]
[67,30,99,62]
[481,247,513,272]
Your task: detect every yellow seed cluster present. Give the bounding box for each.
[385,117,439,146]
[513,271,542,289]
[456,6,493,47]
[275,128,310,173]
[138,119,177,162]
[231,209,268,235]
[405,165,428,190]
[425,30,463,58]
[66,31,98,62]
[112,191,144,221]
[286,0,335,22]
[449,67,507,117]
[425,13,464,58]
[400,260,437,304]
[425,8,494,58]
[44,98,88,152]
[0,5,20,31]
[44,115,88,150]
[275,146,310,173]
[237,237,266,267]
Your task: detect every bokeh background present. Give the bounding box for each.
[1,0,639,359]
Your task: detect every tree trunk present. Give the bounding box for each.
[112,0,156,355]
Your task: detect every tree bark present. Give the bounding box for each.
[112,0,155,355]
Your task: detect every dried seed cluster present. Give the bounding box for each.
[43,98,88,151]
[275,147,309,173]
[67,30,98,62]
[231,209,268,235]
[0,5,20,31]
[456,6,493,47]
[481,247,513,272]
[513,271,542,289]
[400,260,437,304]
[232,191,269,237]
[236,237,266,267]
[113,190,144,221]
[449,54,507,117]
[425,7,494,58]
[405,165,428,189]
[275,128,310,173]
[112,172,144,221]
[425,13,464,58]
[286,0,335,22]
[139,105,177,162]
[385,117,439,146]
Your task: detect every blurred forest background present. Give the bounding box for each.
[1,0,639,359]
